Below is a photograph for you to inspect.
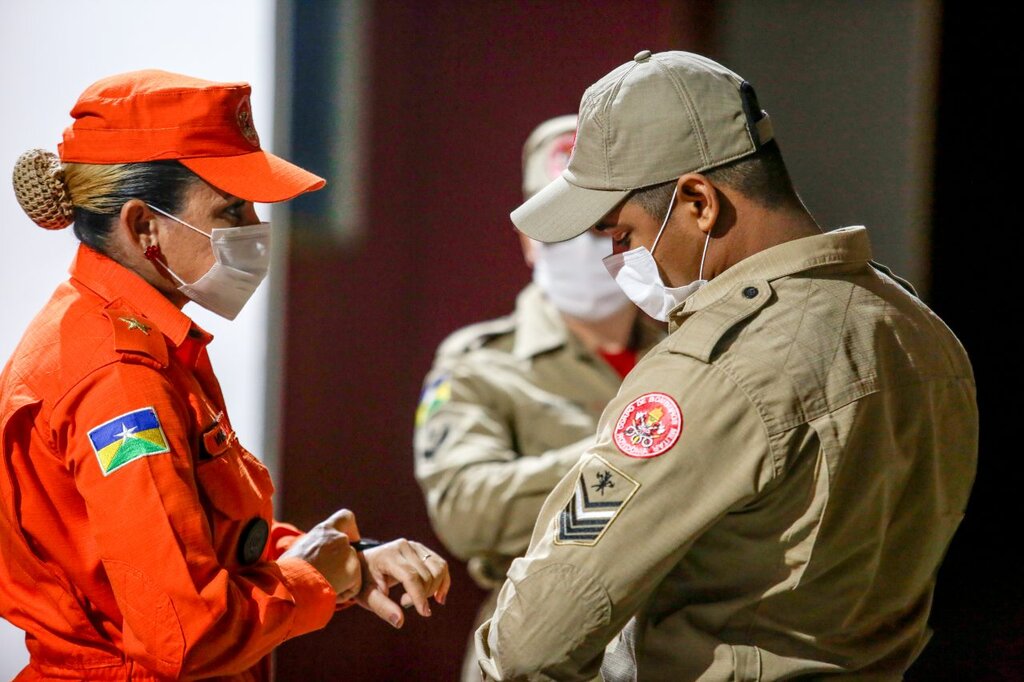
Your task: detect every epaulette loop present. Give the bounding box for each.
[668,280,772,363]
[103,307,169,368]
[436,314,516,358]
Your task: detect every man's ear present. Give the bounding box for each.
[118,199,159,251]
[675,173,719,235]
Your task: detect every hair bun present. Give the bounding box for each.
[12,149,74,230]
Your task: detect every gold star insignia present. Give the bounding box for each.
[118,316,151,335]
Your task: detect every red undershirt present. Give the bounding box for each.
[598,347,638,379]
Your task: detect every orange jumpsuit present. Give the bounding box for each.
[0,245,336,680]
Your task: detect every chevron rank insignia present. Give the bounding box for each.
[87,407,171,476]
[555,455,639,546]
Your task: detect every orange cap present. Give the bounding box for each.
[58,69,325,203]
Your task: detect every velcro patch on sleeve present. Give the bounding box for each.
[555,455,639,546]
[415,374,452,427]
[87,407,171,476]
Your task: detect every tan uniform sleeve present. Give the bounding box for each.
[474,352,776,680]
[414,361,591,561]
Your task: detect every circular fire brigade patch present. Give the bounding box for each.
[613,392,682,459]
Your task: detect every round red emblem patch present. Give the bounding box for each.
[613,392,682,458]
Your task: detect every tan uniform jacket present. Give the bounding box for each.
[475,227,978,681]
[414,284,662,679]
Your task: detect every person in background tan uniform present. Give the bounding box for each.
[475,50,978,681]
[414,116,663,681]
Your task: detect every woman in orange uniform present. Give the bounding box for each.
[0,70,449,680]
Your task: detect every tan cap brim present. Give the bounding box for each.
[182,150,326,203]
[510,173,630,243]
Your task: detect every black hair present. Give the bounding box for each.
[629,139,801,218]
[70,160,198,253]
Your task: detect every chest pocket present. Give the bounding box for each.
[192,414,275,565]
[194,438,272,518]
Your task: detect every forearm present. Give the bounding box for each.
[473,358,777,680]
[178,558,336,676]
[475,560,612,681]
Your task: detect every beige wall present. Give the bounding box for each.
[715,0,939,292]
[0,1,275,673]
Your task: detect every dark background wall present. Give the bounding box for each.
[273,1,1017,680]
[912,3,1020,679]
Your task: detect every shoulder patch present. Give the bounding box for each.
[415,373,452,427]
[613,392,682,459]
[87,407,171,476]
[104,308,169,367]
[555,455,639,546]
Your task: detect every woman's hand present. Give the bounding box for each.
[355,539,450,628]
[280,509,362,602]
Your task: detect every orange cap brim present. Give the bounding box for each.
[181,150,326,203]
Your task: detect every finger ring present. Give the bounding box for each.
[422,553,432,560]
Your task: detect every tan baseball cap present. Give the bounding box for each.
[521,115,577,199]
[511,50,774,243]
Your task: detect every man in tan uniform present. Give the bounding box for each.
[414,116,662,681]
[475,50,978,680]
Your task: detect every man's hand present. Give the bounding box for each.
[280,509,363,602]
[355,539,450,628]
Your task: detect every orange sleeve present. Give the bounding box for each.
[54,361,336,679]
[269,520,305,557]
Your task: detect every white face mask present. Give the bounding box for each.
[601,187,711,322]
[147,204,270,321]
[531,231,632,321]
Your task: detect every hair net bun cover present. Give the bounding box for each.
[12,149,74,230]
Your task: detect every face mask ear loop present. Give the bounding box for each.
[160,263,192,288]
[650,186,679,256]
[142,204,199,287]
[146,203,208,238]
[698,229,712,281]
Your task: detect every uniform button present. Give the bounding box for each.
[634,49,652,62]
[742,286,759,299]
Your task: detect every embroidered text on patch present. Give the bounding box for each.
[87,407,171,476]
[613,392,682,458]
[555,455,639,546]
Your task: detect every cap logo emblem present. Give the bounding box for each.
[236,97,260,148]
